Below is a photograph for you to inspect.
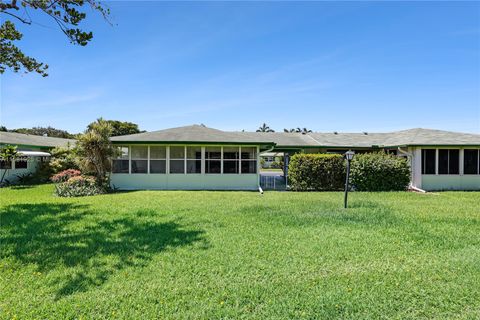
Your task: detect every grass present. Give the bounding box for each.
[1,185,479,319]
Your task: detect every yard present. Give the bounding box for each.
[1,185,479,319]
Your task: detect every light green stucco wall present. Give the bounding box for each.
[421,175,480,191]
[0,160,39,183]
[110,173,259,190]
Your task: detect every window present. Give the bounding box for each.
[464,149,479,175]
[0,160,12,170]
[131,146,148,174]
[170,146,185,174]
[241,147,257,174]
[223,147,239,174]
[15,160,28,169]
[112,147,129,173]
[438,149,459,175]
[150,146,166,174]
[421,149,436,174]
[205,147,221,174]
[186,147,201,174]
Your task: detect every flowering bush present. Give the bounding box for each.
[54,175,104,197]
[51,169,81,183]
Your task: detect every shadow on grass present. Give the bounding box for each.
[8,185,36,190]
[0,203,206,298]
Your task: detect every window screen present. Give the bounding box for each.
[15,160,28,169]
[464,149,479,175]
[205,147,221,174]
[112,146,129,173]
[421,149,436,174]
[169,146,185,174]
[150,146,166,174]
[438,149,459,175]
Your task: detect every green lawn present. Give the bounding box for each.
[1,185,479,319]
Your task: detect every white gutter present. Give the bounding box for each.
[397,147,427,192]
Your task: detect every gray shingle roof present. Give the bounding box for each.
[0,131,75,148]
[380,128,480,146]
[110,125,480,148]
[110,125,275,145]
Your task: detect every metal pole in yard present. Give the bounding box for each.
[344,150,355,209]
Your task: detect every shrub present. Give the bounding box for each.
[288,153,345,191]
[51,169,81,183]
[350,152,410,191]
[32,146,79,183]
[54,175,104,197]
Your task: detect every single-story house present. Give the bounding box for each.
[1,126,479,191]
[0,131,75,183]
[110,125,480,191]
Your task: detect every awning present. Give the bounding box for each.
[18,151,51,157]
[260,152,284,157]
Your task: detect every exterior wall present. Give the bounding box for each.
[110,174,259,190]
[422,175,480,191]
[0,158,40,183]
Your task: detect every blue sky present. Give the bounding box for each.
[1,1,479,134]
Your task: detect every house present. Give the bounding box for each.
[1,125,478,191]
[0,131,75,183]
[110,125,480,191]
[109,125,274,190]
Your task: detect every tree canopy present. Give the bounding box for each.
[10,126,75,138]
[0,0,110,76]
[256,123,275,133]
[87,119,143,137]
[284,128,312,134]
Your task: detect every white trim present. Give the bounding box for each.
[184,145,187,175]
[201,146,205,174]
[239,146,242,174]
[220,146,224,174]
[128,145,132,174]
[166,146,170,174]
[459,148,464,175]
[147,146,150,174]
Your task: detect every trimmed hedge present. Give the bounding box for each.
[288,153,345,191]
[350,152,410,191]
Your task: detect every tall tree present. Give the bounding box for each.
[0,0,110,76]
[11,126,75,138]
[76,118,115,186]
[87,119,143,137]
[256,123,275,133]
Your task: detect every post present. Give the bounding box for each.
[343,150,355,209]
[344,159,350,209]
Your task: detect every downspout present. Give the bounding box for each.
[398,147,426,193]
[258,145,276,194]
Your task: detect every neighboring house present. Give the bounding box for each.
[110,125,480,191]
[0,132,75,183]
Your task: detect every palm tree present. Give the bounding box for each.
[283,128,313,134]
[256,123,275,132]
